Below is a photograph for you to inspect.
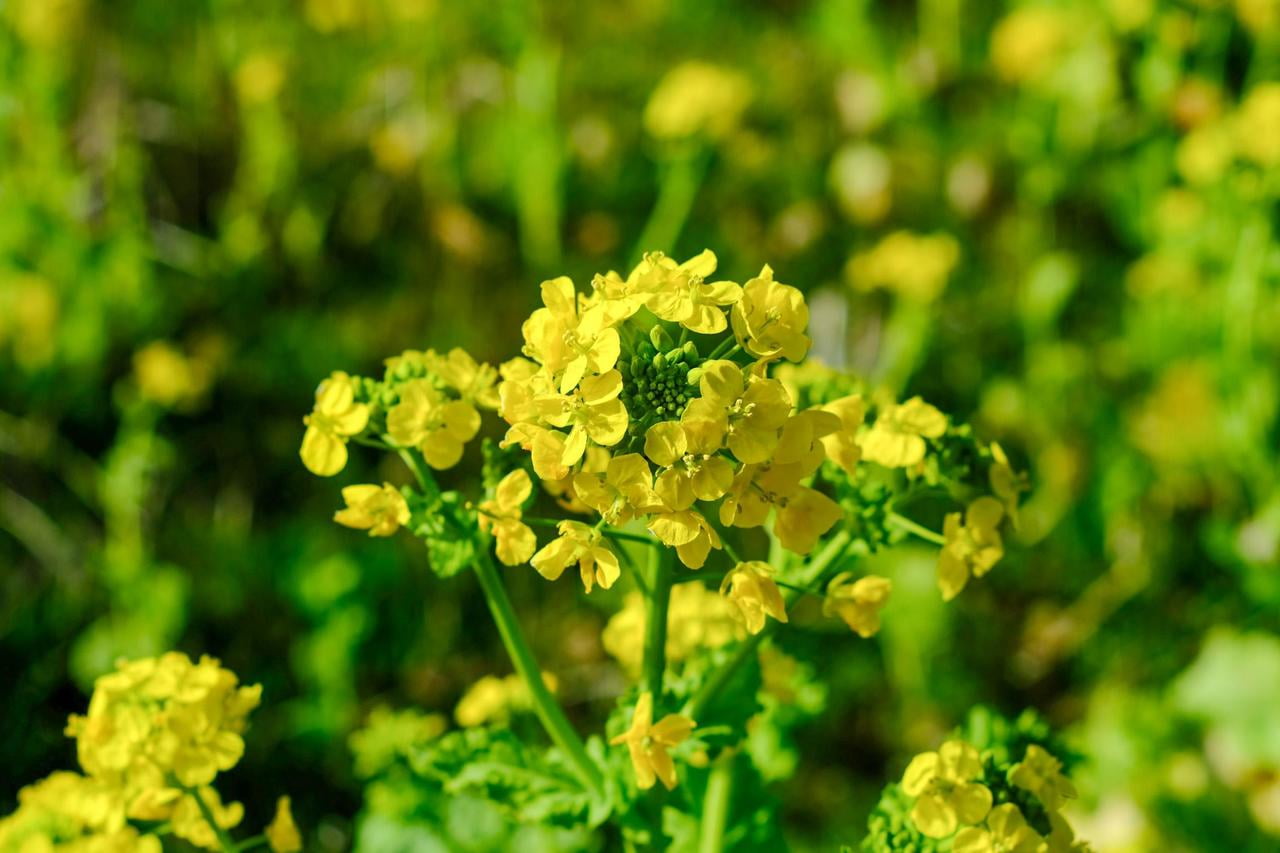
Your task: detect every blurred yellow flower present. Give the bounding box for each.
[0,273,59,368]
[990,7,1070,84]
[602,585,742,676]
[301,371,370,476]
[171,787,244,851]
[989,443,1028,529]
[644,420,735,510]
[648,508,722,569]
[821,394,867,473]
[1009,745,1077,812]
[643,62,752,142]
[730,265,811,363]
[859,396,947,468]
[1235,82,1280,168]
[822,573,892,638]
[902,740,993,838]
[265,796,302,853]
[234,53,285,104]
[334,483,409,537]
[682,360,791,463]
[938,497,1005,600]
[531,520,620,592]
[610,692,695,791]
[387,379,481,469]
[133,340,216,410]
[953,803,1044,853]
[478,470,537,566]
[1176,122,1234,186]
[847,231,960,303]
[426,348,501,410]
[720,561,788,634]
[455,672,559,728]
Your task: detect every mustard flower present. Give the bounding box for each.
[846,231,960,303]
[822,573,892,638]
[773,408,843,472]
[426,347,501,410]
[531,520,621,592]
[265,796,302,853]
[720,561,788,634]
[535,370,629,467]
[477,470,537,566]
[609,692,696,791]
[820,394,867,473]
[902,740,993,839]
[1009,745,1077,812]
[648,508,722,569]
[171,787,243,851]
[682,360,791,464]
[502,423,571,482]
[938,497,1005,601]
[333,483,410,537]
[988,442,1027,529]
[300,371,370,476]
[386,379,482,469]
[573,452,661,524]
[455,672,558,728]
[729,265,811,362]
[1236,82,1280,168]
[953,804,1044,853]
[522,276,621,392]
[720,461,842,554]
[859,396,947,468]
[643,61,752,142]
[643,420,735,510]
[641,249,743,334]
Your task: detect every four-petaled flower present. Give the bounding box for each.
[535,370,629,466]
[901,740,994,839]
[859,396,947,468]
[522,276,621,393]
[300,371,370,476]
[953,803,1044,853]
[644,420,735,510]
[682,360,791,464]
[573,453,662,525]
[531,520,621,592]
[642,250,744,334]
[478,470,537,566]
[1009,745,1077,812]
[938,496,1005,600]
[730,265,811,362]
[648,508,723,569]
[720,561,788,634]
[334,483,410,537]
[822,573,892,638]
[820,394,866,474]
[387,379,482,469]
[609,692,695,791]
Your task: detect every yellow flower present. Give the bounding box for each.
[387,379,482,469]
[572,453,661,524]
[953,804,1044,853]
[609,692,695,791]
[729,265,811,362]
[846,231,960,303]
[133,340,215,409]
[682,360,791,463]
[333,483,410,537]
[300,371,370,476]
[1009,745,1077,812]
[522,276,621,393]
[66,653,261,790]
[478,470,537,566]
[602,586,742,676]
[502,423,571,482]
[988,442,1027,529]
[643,420,735,510]
[641,250,743,334]
[990,7,1070,84]
[1236,82,1280,168]
[720,460,843,554]
[859,396,947,468]
[643,61,752,142]
[938,497,1005,601]
[648,509,722,569]
[820,394,867,473]
[773,408,843,472]
[455,672,559,727]
[720,562,788,634]
[535,370,629,466]
[171,787,243,851]
[426,347,501,410]
[530,520,621,592]
[265,796,302,853]
[902,740,993,839]
[822,573,892,638]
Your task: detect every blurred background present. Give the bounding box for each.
[2,0,1278,849]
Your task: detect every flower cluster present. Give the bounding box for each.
[0,653,299,853]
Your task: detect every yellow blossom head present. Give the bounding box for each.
[902,740,993,838]
[720,562,788,634]
[822,573,892,638]
[609,692,696,791]
[643,62,752,142]
[334,483,410,537]
[301,371,370,476]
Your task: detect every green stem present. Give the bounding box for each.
[887,512,946,546]
[397,448,441,500]
[698,755,735,853]
[235,835,268,852]
[470,547,605,797]
[631,146,708,264]
[521,516,660,547]
[187,787,237,853]
[642,546,674,698]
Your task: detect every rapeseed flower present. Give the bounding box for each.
[334,483,410,537]
[859,396,947,468]
[641,250,742,334]
[573,452,661,524]
[938,497,1005,600]
[953,803,1044,853]
[477,470,537,566]
[1009,745,1077,812]
[535,370,629,467]
[988,442,1027,529]
[730,265,811,362]
[720,561,788,634]
[822,573,892,638]
[682,360,790,463]
[300,371,370,476]
[610,692,695,791]
[648,508,722,569]
[531,520,621,592]
[426,347,501,410]
[387,379,482,469]
[902,740,993,838]
[265,796,302,853]
[820,394,867,473]
[643,62,751,142]
[643,420,734,510]
[522,276,621,393]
